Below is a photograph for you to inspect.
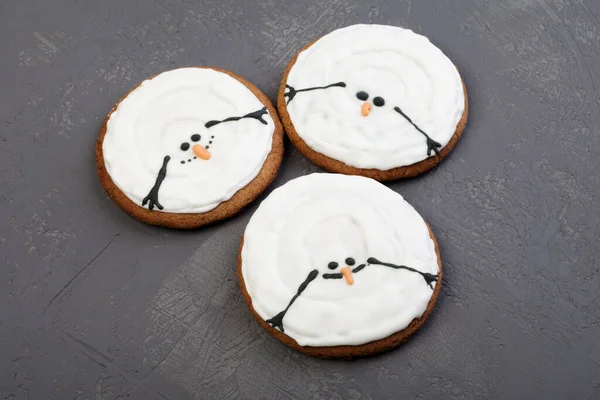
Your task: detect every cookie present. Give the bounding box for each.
[96,67,284,229]
[239,173,442,358]
[277,24,468,181]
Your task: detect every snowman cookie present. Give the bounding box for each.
[278,24,468,181]
[239,173,442,358]
[96,67,283,228]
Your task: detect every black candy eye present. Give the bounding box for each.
[180,142,190,151]
[373,97,385,107]
[328,261,339,270]
[191,134,201,142]
[356,91,369,101]
[345,257,355,266]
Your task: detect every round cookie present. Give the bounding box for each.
[96,67,284,229]
[239,173,442,358]
[277,24,468,181]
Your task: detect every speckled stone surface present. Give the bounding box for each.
[1,0,600,398]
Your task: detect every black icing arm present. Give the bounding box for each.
[393,106,442,156]
[205,107,268,129]
[284,82,347,104]
[367,257,438,289]
[266,269,319,333]
[142,155,170,211]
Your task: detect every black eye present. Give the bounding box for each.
[180,142,190,151]
[328,261,339,270]
[191,134,201,142]
[356,91,369,101]
[345,257,355,266]
[373,97,385,107]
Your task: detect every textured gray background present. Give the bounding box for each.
[1,0,599,399]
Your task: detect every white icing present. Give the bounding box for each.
[102,68,274,213]
[241,173,439,347]
[285,24,465,170]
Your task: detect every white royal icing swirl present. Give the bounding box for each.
[102,68,274,213]
[285,24,465,170]
[241,173,439,347]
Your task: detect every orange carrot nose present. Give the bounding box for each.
[361,102,372,117]
[193,144,211,160]
[340,267,354,285]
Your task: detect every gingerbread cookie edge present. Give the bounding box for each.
[277,34,469,181]
[96,67,284,229]
[237,223,443,359]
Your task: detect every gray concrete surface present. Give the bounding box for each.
[1,0,600,398]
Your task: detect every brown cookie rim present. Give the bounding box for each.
[277,36,469,182]
[237,223,443,359]
[96,67,284,229]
